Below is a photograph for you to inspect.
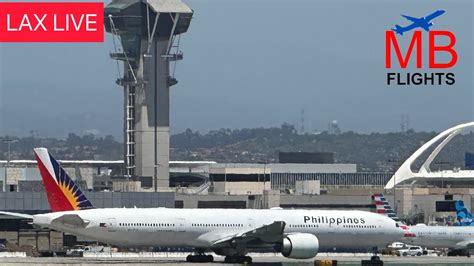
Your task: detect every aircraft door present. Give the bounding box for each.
[176,218,186,232]
[328,220,336,234]
[107,218,117,232]
[248,218,255,228]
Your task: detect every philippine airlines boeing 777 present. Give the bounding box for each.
[1,148,404,263]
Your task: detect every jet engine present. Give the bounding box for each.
[281,233,319,259]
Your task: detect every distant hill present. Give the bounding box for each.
[1,124,473,172]
[170,124,474,172]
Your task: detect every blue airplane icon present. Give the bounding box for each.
[392,10,445,35]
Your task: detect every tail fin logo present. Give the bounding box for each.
[371,194,401,223]
[371,194,416,237]
[455,200,474,226]
[34,148,93,212]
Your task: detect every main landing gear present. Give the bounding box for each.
[186,254,214,263]
[224,255,252,264]
[371,247,380,261]
[362,247,383,266]
[447,249,471,257]
[370,255,381,261]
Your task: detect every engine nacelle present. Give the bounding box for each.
[281,233,319,259]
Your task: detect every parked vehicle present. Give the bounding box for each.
[84,245,112,253]
[396,245,424,256]
[388,242,406,250]
[66,246,84,257]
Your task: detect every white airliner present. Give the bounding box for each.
[1,148,405,263]
[373,194,474,256]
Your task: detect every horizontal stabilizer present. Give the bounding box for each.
[0,211,33,220]
[392,25,404,36]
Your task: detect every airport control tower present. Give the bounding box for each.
[104,0,193,190]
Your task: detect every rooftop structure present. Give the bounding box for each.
[385,122,474,189]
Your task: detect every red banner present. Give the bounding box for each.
[0,2,104,42]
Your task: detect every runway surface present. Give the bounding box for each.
[2,255,474,265]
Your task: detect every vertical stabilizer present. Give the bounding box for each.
[371,194,415,237]
[371,194,401,223]
[34,148,93,212]
[456,200,474,226]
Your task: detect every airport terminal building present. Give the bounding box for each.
[1,125,473,253]
[0,150,469,215]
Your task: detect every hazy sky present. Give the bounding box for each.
[0,0,472,137]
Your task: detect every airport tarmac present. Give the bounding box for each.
[2,255,474,266]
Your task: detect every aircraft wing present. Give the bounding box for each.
[0,211,33,220]
[425,10,445,21]
[51,214,90,228]
[208,221,286,248]
[401,15,421,23]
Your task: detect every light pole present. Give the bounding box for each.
[263,163,267,191]
[258,161,268,208]
[388,159,400,215]
[154,163,162,192]
[3,139,18,192]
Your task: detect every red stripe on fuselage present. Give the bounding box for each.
[35,153,75,212]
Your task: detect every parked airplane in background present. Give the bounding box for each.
[0,148,405,263]
[372,194,474,256]
[392,10,445,35]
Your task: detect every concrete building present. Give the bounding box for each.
[209,164,271,195]
[295,180,320,195]
[0,191,175,213]
[269,163,357,190]
[0,160,122,192]
[0,160,393,192]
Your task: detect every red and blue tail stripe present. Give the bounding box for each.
[371,194,401,222]
[34,148,93,212]
[371,194,416,238]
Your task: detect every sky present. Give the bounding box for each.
[0,0,472,138]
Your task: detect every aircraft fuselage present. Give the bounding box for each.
[33,208,403,250]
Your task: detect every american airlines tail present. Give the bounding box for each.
[34,148,94,212]
[371,194,401,223]
[371,194,415,237]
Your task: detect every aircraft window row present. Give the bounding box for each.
[191,223,244,227]
[418,231,472,236]
[289,224,319,228]
[343,225,376,229]
[118,223,175,227]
